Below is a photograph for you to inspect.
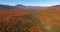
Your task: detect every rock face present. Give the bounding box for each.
[0,4,60,32]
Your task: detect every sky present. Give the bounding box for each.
[0,0,60,6]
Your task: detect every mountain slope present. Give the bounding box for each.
[0,4,60,32]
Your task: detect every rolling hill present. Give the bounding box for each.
[0,4,60,32]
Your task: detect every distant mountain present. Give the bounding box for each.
[0,4,46,9]
[0,4,15,9]
[15,4,25,7]
[15,4,42,9]
[0,4,60,10]
[15,4,27,9]
[50,5,60,7]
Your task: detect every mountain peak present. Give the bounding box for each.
[15,4,25,7]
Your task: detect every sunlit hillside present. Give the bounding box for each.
[0,4,60,32]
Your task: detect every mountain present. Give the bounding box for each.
[0,4,51,9]
[51,5,60,7]
[0,4,60,32]
[0,4,15,9]
[15,4,42,9]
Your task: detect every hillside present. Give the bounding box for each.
[0,4,60,32]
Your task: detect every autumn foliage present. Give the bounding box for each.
[0,5,60,32]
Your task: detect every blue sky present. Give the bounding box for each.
[0,0,60,6]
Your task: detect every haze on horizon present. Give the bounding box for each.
[0,0,60,6]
